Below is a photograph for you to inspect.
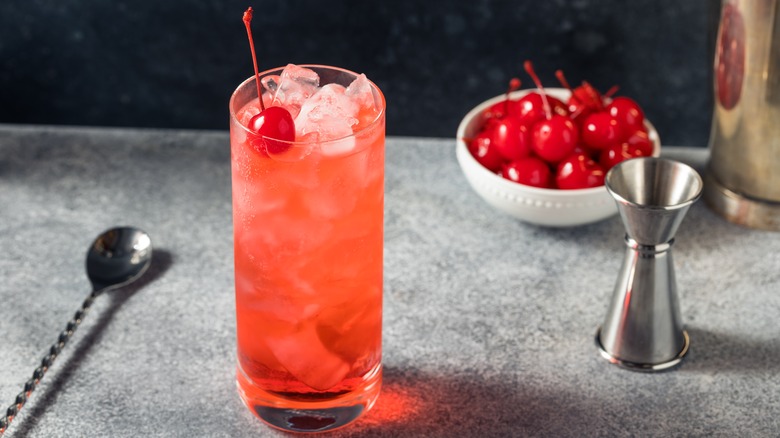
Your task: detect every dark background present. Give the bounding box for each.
[0,1,720,146]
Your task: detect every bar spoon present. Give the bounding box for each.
[0,226,153,435]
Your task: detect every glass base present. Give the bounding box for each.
[237,365,381,433]
[253,405,365,433]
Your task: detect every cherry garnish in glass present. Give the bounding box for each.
[243,7,294,155]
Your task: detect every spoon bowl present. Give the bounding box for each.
[86,227,153,292]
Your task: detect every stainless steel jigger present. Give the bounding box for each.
[596,157,703,372]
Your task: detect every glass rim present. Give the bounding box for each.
[229,64,386,145]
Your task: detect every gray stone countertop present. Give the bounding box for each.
[0,125,779,437]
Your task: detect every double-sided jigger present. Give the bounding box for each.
[596,157,703,371]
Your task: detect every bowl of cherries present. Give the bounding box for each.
[456,61,660,227]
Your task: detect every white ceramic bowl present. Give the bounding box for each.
[456,88,661,227]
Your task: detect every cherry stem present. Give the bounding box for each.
[554,70,573,92]
[503,78,521,116]
[524,61,551,120]
[242,7,265,111]
[582,81,604,110]
[604,85,620,99]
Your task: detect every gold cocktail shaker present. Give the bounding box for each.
[705,0,780,230]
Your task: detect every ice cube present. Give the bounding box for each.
[271,64,320,119]
[296,83,358,128]
[261,74,281,94]
[302,187,357,220]
[266,324,350,391]
[315,288,381,364]
[346,73,378,111]
[281,64,320,84]
[294,84,358,155]
[238,100,263,127]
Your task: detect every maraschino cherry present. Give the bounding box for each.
[501,157,552,188]
[465,60,654,190]
[606,96,645,138]
[467,130,505,172]
[555,69,590,120]
[581,111,620,151]
[243,7,294,155]
[557,70,623,114]
[556,153,605,189]
[513,69,568,128]
[483,78,522,121]
[623,128,654,156]
[514,92,568,127]
[479,78,533,161]
[525,61,578,163]
[485,116,532,161]
[599,142,644,172]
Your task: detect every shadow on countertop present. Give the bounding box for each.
[681,327,780,374]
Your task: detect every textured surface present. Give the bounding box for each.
[0,1,716,146]
[1,125,779,437]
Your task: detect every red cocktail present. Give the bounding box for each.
[229,64,385,432]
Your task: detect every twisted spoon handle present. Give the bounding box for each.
[0,290,99,436]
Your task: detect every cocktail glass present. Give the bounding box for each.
[228,65,385,433]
